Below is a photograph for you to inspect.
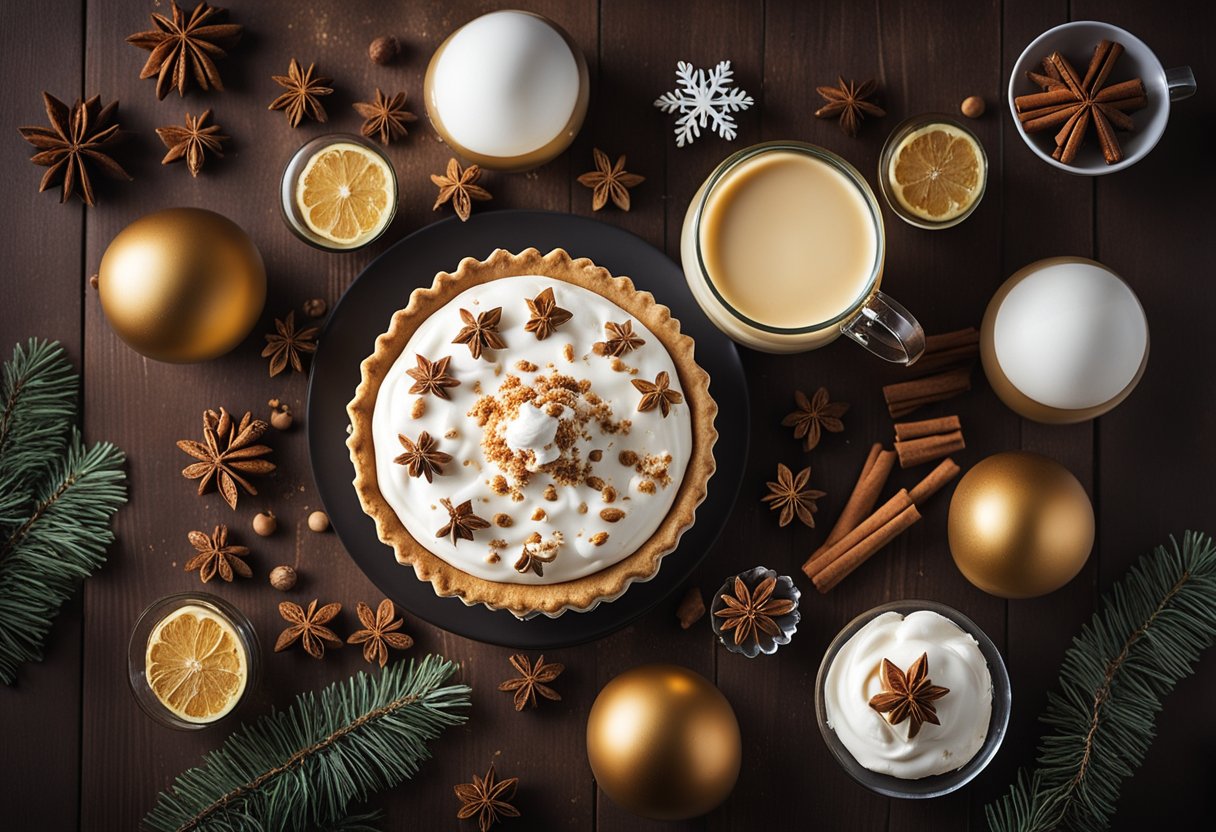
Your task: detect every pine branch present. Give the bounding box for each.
[986,531,1216,832]
[142,655,472,832]
[0,339,77,492]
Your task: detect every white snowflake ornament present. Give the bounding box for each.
[654,60,754,147]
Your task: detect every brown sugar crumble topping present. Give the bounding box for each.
[493,513,513,528]
[600,508,626,522]
[602,486,617,503]
[411,398,426,419]
[562,343,575,362]
[543,484,558,501]
[637,480,657,494]
[531,507,547,521]
[589,532,609,546]
[516,359,539,372]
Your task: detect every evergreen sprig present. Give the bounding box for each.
[143,655,472,832]
[0,339,126,684]
[986,531,1216,832]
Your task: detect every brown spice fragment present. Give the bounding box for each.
[589,449,603,462]
[601,486,617,504]
[531,508,546,521]
[676,586,706,629]
[516,359,538,372]
[586,475,605,491]
[589,532,608,546]
[411,398,425,419]
[493,513,513,528]
[619,450,639,466]
[637,480,656,494]
[542,484,558,501]
[600,508,626,522]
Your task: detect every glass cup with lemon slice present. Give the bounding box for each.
[128,593,259,730]
[280,134,398,251]
[879,115,987,229]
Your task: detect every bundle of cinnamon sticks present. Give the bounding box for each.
[883,327,978,418]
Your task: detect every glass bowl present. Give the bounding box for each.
[878,115,988,230]
[814,599,1010,798]
[128,592,260,731]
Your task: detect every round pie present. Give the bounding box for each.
[347,248,717,617]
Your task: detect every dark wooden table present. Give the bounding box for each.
[2,1,1212,829]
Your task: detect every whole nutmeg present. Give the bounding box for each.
[368,35,400,66]
[308,510,330,533]
[270,408,294,431]
[303,298,328,318]
[252,511,277,537]
[269,565,298,592]
[960,95,986,119]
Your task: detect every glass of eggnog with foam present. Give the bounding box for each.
[681,142,925,361]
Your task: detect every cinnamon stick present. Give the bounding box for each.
[1024,103,1083,133]
[894,415,962,441]
[1026,70,1066,91]
[1059,106,1091,164]
[883,367,972,418]
[1042,57,1063,82]
[820,444,896,549]
[1013,87,1077,112]
[1017,101,1078,123]
[812,503,922,593]
[1087,41,1124,94]
[1091,106,1122,164]
[1048,51,1086,97]
[909,458,961,505]
[895,431,965,468]
[1095,78,1146,102]
[803,489,914,581]
[1102,94,1147,112]
[1097,102,1135,130]
[911,327,979,374]
[1080,40,1114,92]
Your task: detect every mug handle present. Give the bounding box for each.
[840,290,926,365]
[1166,67,1196,102]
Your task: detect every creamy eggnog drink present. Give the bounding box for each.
[681,142,924,361]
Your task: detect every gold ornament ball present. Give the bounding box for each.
[948,451,1094,599]
[586,664,741,820]
[98,208,266,363]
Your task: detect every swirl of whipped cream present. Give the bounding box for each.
[825,610,992,779]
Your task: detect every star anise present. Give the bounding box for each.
[714,574,797,646]
[781,387,849,451]
[346,599,413,667]
[454,764,520,832]
[18,93,131,206]
[177,408,276,510]
[513,533,560,577]
[593,320,645,357]
[814,77,886,137]
[268,59,333,127]
[184,524,251,583]
[632,371,683,417]
[523,287,573,340]
[406,354,461,399]
[762,463,825,528]
[431,158,492,222]
[126,1,242,100]
[156,109,227,177]
[868,652,950,739]
[274,599,343,660]
[576,148,645,211]
[262,311,319,377]
[436,497,490,546]
[452,307,506,360]
[498,654,564,711]
[353,88,417,145]
[394,431,452,482]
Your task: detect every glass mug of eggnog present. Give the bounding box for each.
[681,141,925,362]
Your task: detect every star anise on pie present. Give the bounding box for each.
[126,1,242,100]
[346,599,414,667]
[353,88,417,145]
[576,148,645,211]
[18,92,131,206]
[868,652,950,739]
[452,307,506,360]
[431,158,492,222]
[262,311,319,377]
[184,524,251,583]
[274,599,343,660]
[632,371,683,417]
[436,497,490,546]
[177,408,276,510]
[513,533,560,577]
[394,431,452,482]
[454,764,520,832]
[593,320,646,357]
[498,654,564,711]
[406,354,461,399]
[762,463,825,528]
[814,77,886,137]
[523,287,573,340]
[782,387,849,451]
[156,109,227,177]
[714,574,797,646]
[268,59,333,127]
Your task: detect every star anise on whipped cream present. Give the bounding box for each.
[394,431,452,482]
[632,371,683,417]
[593,320,645,357]
[436,497,490,546]
[868,652,950,739]
[406,354,460,399]
[452,307,506,360]
[523,287,573,340]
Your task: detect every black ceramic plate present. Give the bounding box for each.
[307,210,748,648]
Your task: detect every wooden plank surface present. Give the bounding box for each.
[0,0,1212,829]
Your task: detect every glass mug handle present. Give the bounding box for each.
[1166,66,1196,102]
[839,290,926,365]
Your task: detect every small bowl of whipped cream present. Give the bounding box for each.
[814,600,1010,798]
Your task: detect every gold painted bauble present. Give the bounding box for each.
[98,208,266,363]
[948,451,1094,599]
[586,664,741,820]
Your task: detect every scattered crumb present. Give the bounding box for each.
[490,539,507,548]
[600,508,626,522]
[602,486,617,503]
[444,428,458,440]
[589,449,603,462]
[486,553,501,564]
[586,476,605,491]
[637,480,657,494]
[590,532,609,546]
[411,398,425,419]
[531,507,547,521]
[578,502,588,514]
[619,450,639,466]
[493,513,513,528]
[543,484,558,501]
[516,359,538,372]
[563,344,575,362]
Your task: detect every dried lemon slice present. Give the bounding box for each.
[888,124,983,222]
[145,604,247,723]
[296,142,395,246]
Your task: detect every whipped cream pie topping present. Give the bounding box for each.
[370,276,692,584]
[825,610,993,779]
